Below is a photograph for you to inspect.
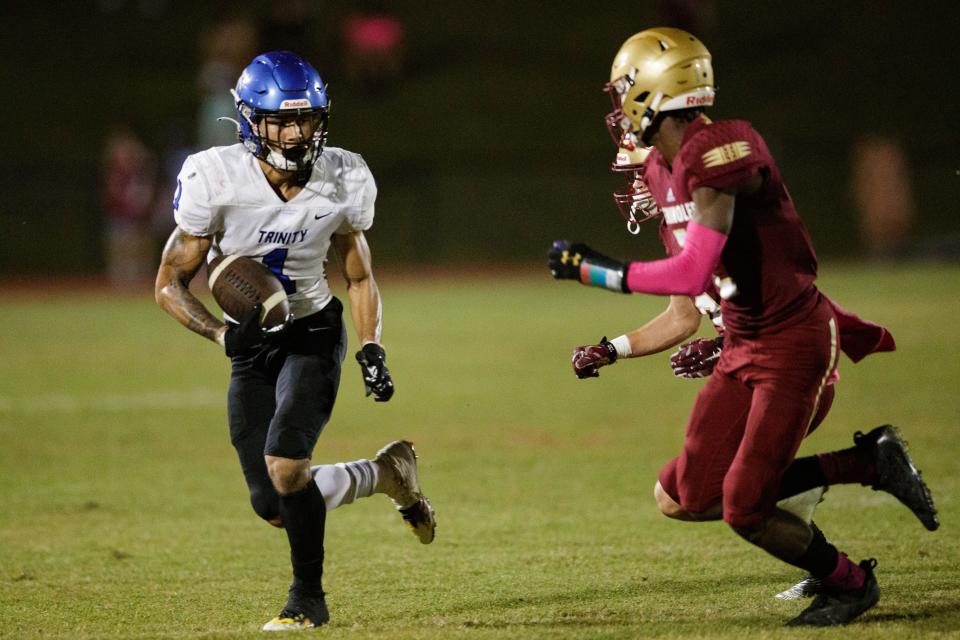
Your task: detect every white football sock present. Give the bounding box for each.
[311,459,379,511]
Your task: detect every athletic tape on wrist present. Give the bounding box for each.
[610,335,633,359]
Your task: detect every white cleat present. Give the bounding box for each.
[375,440,436,544]
[262,595,329,631]
[775,575,823,601]
[774,487,827,601]
[262,611,319,631]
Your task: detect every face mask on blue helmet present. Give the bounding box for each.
[229,51,330,173]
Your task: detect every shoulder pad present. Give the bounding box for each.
[680,120,769,192]
[188,147,240,204]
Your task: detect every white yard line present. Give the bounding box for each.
[0,389,222,413]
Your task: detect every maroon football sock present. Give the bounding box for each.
[795,525,865,591]
[821,552,866,591]
[817,447,876,486]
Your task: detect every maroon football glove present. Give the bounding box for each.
[571,337,618,379]
[670,336,723,379]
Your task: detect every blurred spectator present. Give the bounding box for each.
[101,127,157,286]
[151,119,192,253]
[196,17,258,149]
[341,4,406,94]
[850,135,916,260]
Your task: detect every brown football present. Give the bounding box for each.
[207,255,291,329]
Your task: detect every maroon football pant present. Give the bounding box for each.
[659,300,839,528]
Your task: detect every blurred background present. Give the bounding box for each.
[1,1,958,284]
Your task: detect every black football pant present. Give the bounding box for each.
[226,297,346,522]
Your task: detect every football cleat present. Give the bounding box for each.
[375,440,436,544]
[855,425,939,531]
[787,559,880,626]
[399,498,436,544]
[262,593,329,631]
[775,575,822,601]
[262,608,328,631]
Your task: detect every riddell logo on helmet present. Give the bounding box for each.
[280,99,311,109]
[685,95,714,106]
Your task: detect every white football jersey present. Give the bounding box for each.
[173,144,376,320]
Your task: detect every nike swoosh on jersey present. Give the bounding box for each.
[314,212,332,220]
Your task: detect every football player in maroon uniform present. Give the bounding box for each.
[549,28,938,626]
[601,145,835,602]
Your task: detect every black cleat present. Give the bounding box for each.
[855,425,939,531]
[787,559,880,626]
[262,592,330,631]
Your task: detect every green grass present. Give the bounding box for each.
[1,263,958,639]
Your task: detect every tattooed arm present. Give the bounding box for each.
[155,227,227,346]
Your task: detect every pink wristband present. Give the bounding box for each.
[625,221,727,296]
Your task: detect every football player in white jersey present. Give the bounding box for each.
[155,51,435,631]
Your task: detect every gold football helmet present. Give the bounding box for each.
[605,27,714,146]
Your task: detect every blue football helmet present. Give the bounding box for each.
[232,51,330,172]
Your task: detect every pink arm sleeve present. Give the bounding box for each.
[624,221,727,296]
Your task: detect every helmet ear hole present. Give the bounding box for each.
[635,91,649,104]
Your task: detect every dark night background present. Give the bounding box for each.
[1,1,957,277]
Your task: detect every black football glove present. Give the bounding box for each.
[548,240,629,293]
[669,336,723,379]
[571,337,618,379]
[356,343,394,402]
[224,304,292,357]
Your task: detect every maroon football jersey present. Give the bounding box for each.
[643,116,820,335]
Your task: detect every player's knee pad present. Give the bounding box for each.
[249,484,280,523]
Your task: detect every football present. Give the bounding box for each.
[207,255,291,329]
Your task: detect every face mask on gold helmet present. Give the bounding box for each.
[604,27,715,146]
[610,146,660,235]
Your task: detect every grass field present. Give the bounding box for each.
[1,263,958,639]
